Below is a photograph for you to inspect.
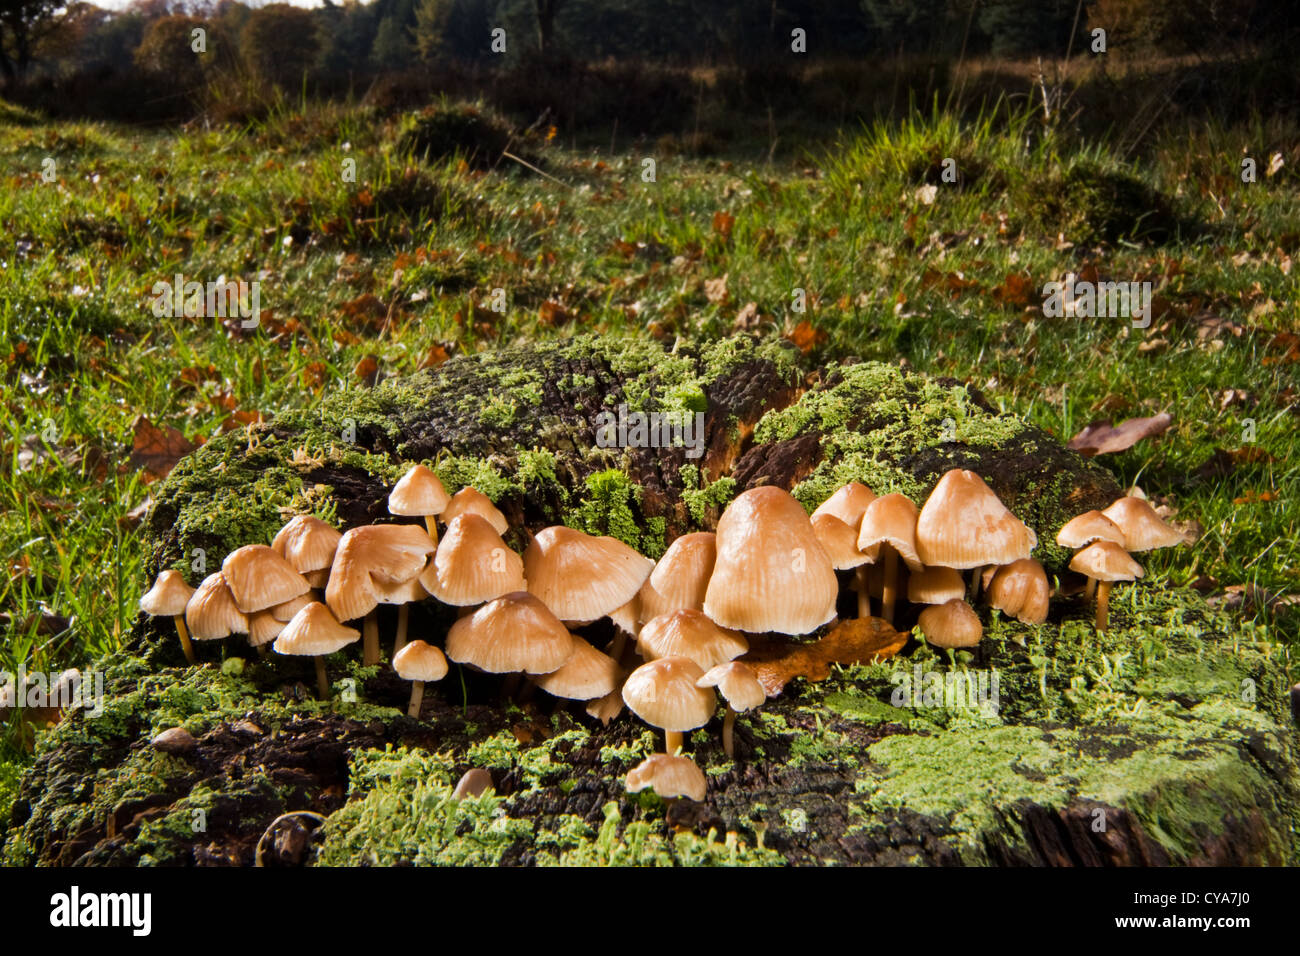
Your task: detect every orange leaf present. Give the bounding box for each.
[128,416,196,483]
[712,210,735,240]
[784,319,826,354]
[744,617,908,696]
[992,272,1035,308]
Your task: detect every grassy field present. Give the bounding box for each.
[0,93,1296,784]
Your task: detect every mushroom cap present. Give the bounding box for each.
[811,482,877,528]
[441,486,508,536]
[273,601,361,656]
[856,493,923,571]
[419,514,524,606]
[444,591,575,675]
[696,660,766,712]
[637,609,748,669]
[271,593,314,624]
[625,754,707,802]
[304,568,330,589]
[1101,497,1187,552]
[222,545,311,614]
[918,599,983,649]
[915,469,1037,570]
[986,559,1050,624]
[621,657,716,733]
[247,610,284,648]
[140,569,194,617]
[812,513,873,570]
[637,532,716,622]
[185,572,249,640]
[1069,541,1144,582]
[702,486,839,635]
[533,638,621,700]
[393,640,449,682]
[1056,510,1125,550]
[387,464,450,518]
[907,566,966,605]
[325,524,436,622]
[271,515,342,574]
[609,596,639,636]
[523,525,654,622]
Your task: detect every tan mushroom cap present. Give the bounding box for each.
[638,532,716,622]
[222,545,311,614]
[445,591,575,675]
[393,640,449,683]
[986,559,1050,625]
[304,568,330,589]
[609,595,640,636]
[388,464,451,518]
[271,515,342,574]
[1056,510,1125,550]
[1069,541,1144,582]
[441,486,508,536]
[702,486,839,635]
[697,661,766,712]
[856,493,922,571]
[140,569,194,617]
[811,482,877,527]
[419,514,524,606]
[325,524,436,622]
[918,599,983,649]
[637,609,748,669]
[186,572,249,640]
[907,566,966,605]
[524,525,654,622]
[625,754,707,802]
[533,638,621,700]
[247,610,284,647]
[273,601,361,656]
[271,593,314,624]
[812,513,873,570]
[915,469,1037,570]
[622,657,716,733]
[1101,497,1188,552]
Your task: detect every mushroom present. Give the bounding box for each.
[703,486,839,635]
[444,591,576,678]
[273,601,361,699]
[917,598,982,649]
[636,532,716,622]
[440,486,508,535]
[388,464,450,544]
[247,610,284,654]
[855,493,924,625]
[532,637,621,703]
[185,572,250,645]
[813,482,878,617]
[392,639,448,718]
[1069,541,1143,631]
[222,545,312,614]
[271,515,342,592]
[1056,510,1125,600]
[696,660,766,758]
[139,569,196,663]
[418,514,524,610]
[637,609,748,669]
[625,753,707,803]
[1101,497,1189,552]
[906,566,966,607]
[985,558,1050,625]
[622,656,715,755]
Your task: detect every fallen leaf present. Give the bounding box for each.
[743,617,907,696]
[353,355,380,387]
[538,300,568,326]
[783,319,826,354]
[704,274,729,305]
[712,210,735,240]
[417,343,452,370]
[733,301,761,331]
[128,416,196,482]
[1067,412,1173,457]
[992,272,1034,308]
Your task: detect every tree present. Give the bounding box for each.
[534,0,561,53]
[0,0,64,86]
[370,12,411,67]
[240,3,319,89]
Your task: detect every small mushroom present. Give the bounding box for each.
[186,572,250,646]
[813,482,878,617]
[917,598,982,649]
[637,609,748,670]
[856,493,924,625]
[985,559,1050,625]
[441,487,508,535]
[622,656,715,755]
[273,601,361,699]
[272,515,342,591]
[139,570,196,663]
[392,640,448,718]
[532,637,620,703]
[1069,541,1143,631]
[453,768,495,800]
[625,753,707,803]
[388,464,451,543]
[696,660,766,758]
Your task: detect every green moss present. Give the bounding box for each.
[565,469,666,557]
[679,465,737,525]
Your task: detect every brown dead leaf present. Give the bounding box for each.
[733,301,762,331]
[712,210,735,240]
[743,617,907,696]
[1067,412,1173,457]
[353,355,380,387]
[783,319,827,354]
[538,300,568,326]
[417,343,452,370]
[992,272,1035,308]
[128,416,196,482]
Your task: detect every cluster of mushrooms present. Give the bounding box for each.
[138,464,1188,805]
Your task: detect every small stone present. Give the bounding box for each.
[151,727,196,755]
[453,768,494,800]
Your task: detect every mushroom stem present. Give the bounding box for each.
[315,658,330,700]
[407,680,425,718]
[424,516,439,547]
[173,615,196,664]
[393,604,410,657]
[665,730,684,756]
[1084,577,1097,601]
[880,548,899,625]
[856,566,871,618]
[722,706,737,759]
[609,623,638,665]
[1095,581,1112,631]
[968,566,988,601]
[362,611,379,666]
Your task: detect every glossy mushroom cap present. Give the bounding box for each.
[325,524,436,622]
[524,525,654,622]
[1056,510,1124,550]
[697,661,766,712]
[986,559,1050,624]
[855,493,922,571]
[622,657,716,733]
[907,566,966,605]
[444,591,575,675]
[419,514,524,606]
[272,515,342,575]
[915,469,1036,570]
[388,464,450,518]
[637,532,716,622]
[812,513,873,570]
[393,640,449,682]
[637,609,748,669]
[918,599,983,648]
[186,572,249,640]
[533,638,621,700]
[625,754,707,802]
[140,569,194,617]
[223,545,312,614]
[702,486,838,635]
[1101,497,1187,552]
[1069,541,1145,582]
[440,486,508,535]
[273,601,361,656]
[811,482,877,528]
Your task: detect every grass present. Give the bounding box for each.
[0,96,1296,778]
